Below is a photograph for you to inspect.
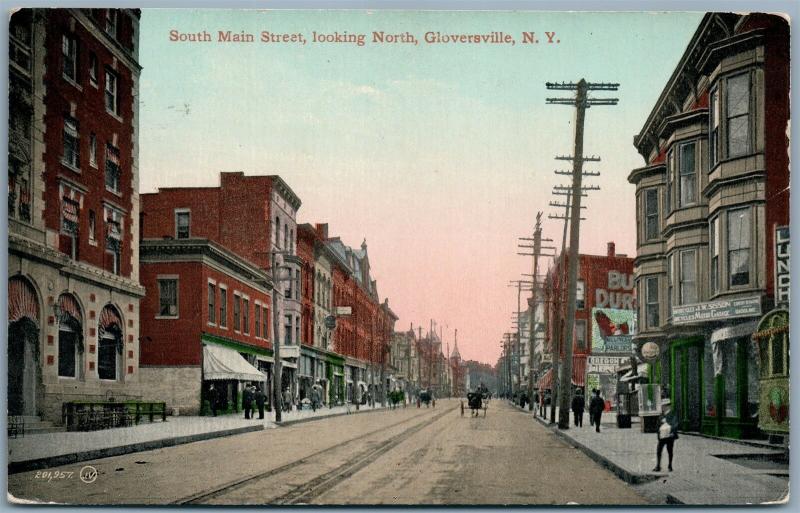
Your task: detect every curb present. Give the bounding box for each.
[533,415,661,486]
[8,424,264,475]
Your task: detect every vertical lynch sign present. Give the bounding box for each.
[775,226,789,306]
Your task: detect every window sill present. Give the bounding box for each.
[62,74,83,92]
[208,322,216,327]
[105,187,123,198]
[61,160,81,174]
[106,109,123,123]
[155,315,179,320]
[89,79,98,89]
[219,325,228,331]
[90,161,98,169]
[89,239,97,247]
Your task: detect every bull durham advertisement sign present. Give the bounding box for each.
[591,308,636,353]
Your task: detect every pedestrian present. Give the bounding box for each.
[653,415,679,472]
[311,386,320,412]
[208,384,218,417]
[283,388,292,412]
[571,389,585,427]
[589,388,604,432]
[255,386,266,420]
[243,384,254,419]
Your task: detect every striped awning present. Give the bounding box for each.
[62,199,79,224]
[99,305,122,331]
[57,293,82,324]
[8,277,39,323]
[538,368,553,390]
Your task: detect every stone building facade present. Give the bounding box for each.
[8,8,144,424]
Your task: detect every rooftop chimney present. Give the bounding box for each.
[315,223,329,239]
[607,242,616,258]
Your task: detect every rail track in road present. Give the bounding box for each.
[175,405,455,505]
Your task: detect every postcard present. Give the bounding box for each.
[6,7,790,506]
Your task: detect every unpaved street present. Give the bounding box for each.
[9,400,647,505]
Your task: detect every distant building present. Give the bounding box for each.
[8,9,144,423]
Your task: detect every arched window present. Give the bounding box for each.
[57,293,84,379]
[98,305,123,381]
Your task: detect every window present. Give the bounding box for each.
[574,320,586,350]
[575,280,585,309]
[89,133,97,167]
[89,53,98,84]
[728,208,751,286]
[710,87,720,166]
[283,223,288,250]
[88,210,96,243]
[158,279,178,317]
[667,254,674,317]
[208,283,216,324]
[61,198,79,259]
[704,341,716,417]
[255,304,261,337]
[62,34,77,81]
[678,142,696,207]
[726,74,750,158]
[710,216,720,294]
[645,276,659,329]
[722,340,738,417]
[105,9,118,38]
[263,306,269,339]
[645,188,659,240]
[233,294,241,331]
[219,287,228,328]
[63,117,80,168]
[105,144,120,192]
[679,250,697,305]
[285,315,292,344]
[176,211,190,239]
[105,216,122,275]
[666,149,674,212]
[285,271,292,299]
[58,325,78,378]
[98,335,118,380]
[295,270,300,300]
[243,298,250,334]
[105,69,118,114]
[274,216,280,247]
[295,316,300,346]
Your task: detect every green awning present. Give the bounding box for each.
[201,332,273,357]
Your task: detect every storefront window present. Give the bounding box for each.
[722,341,737,417]
[703,341,716,417]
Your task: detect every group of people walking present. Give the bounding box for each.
[570,388,606,432]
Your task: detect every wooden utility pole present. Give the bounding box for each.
[546,79,618,429]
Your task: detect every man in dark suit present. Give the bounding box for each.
[255,386,267,420]
[243,384,254,419]
[589,388,605,433]
[571,389,585,427]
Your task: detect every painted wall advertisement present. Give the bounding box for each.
[591,308,637,353]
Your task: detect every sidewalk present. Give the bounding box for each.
[8,402,386,474]
[517,402,789,505]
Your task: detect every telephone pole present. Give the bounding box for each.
[546,79,619,429]
[518,213,555,411]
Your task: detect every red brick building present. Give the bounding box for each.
[139,172,305,411]
[8,9,144,424]
[540,242,635,401]
[139,239,273,414]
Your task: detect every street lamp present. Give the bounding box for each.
[270,250,294,423]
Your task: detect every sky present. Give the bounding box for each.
[138,9,704,365]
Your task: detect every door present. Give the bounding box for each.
[8,319,37,416]
[672,338,703,431]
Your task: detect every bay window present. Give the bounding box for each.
[710,216,720,294]
[726,74,750,158]
[678,142,696,207]
[727,208,751,286]
[644,188,659,240]
[645,276,659,329]
[710,87,720,166]
[679,249,697,305]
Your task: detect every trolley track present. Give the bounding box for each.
[175,405,455,505]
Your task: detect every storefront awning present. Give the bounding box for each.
[620,363,649,382]
[572,355,587,386]
[256,355,274,364]
[203,344,265,382]
[538,369,553,390]
[280,360,298,369]
[710,320,760,344]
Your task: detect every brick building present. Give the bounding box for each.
[139,172,303,407]
[629,13,789,438]
[8,9,144,424]
[540,242,636,405]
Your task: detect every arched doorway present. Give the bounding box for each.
[8,277,41,416]
[98,305,124,381]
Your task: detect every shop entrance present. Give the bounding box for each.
[8,318,39,416]
[671,337,703,432]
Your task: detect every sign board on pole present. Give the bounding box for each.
[335,306,352,316]
[775,226,790,306]
[324,315,337,330]
[671,296,761,325]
